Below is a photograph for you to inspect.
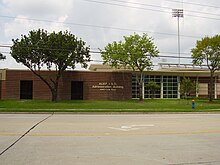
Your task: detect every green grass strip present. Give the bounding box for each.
[0,99,220,113]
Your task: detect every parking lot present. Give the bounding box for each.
[0,113,220,165]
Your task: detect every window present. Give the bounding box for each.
[144,75,161,98]
[132,74,178,99]
[163,76,178,98]
[132,74,161,99]
[132,75,139,98]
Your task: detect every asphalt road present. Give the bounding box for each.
[0,113,220,165]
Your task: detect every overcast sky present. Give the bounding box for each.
[0,0,220,70]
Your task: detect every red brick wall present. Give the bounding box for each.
[2,70,132,100]
[0,81,6,99]
[59,71,132,100]
[0,81,1,99]
[2,70,51,100]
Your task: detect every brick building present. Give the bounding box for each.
[0,64,220,100]
[0,68,131,100]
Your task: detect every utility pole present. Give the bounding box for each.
[172,9,183,67]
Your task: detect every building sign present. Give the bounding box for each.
[92,82,124,91]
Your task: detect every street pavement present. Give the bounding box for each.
[0,113,220,165]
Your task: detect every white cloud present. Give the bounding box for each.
[4,15,70,39]
[2,0,74,17]
[1,0,220,69]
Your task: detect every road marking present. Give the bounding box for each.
[109,124,154,131]
[0,116,48,119]
[0,130,220,137]
[0,113,53,156]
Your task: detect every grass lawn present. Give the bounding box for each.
[0,99,220,113]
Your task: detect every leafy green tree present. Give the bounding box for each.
[11,29,90,102]
[0,52,6,60]
[145,81,160,99]
[191,35,220,101]
[179,77,196,100]
[101,33,159,101]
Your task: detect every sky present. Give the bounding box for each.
[0,0,220,70]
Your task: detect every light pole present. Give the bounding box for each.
[172,9,183,67]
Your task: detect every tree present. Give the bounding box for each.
[0,52,6,60]
[101,33,159,101]
[191,35,220,101]
[11,29,90,102]
[145,81,160,99]
[179,77,196,100]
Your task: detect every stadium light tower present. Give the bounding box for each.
[172,9,183,67]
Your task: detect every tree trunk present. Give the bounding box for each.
[51,90,58,102]
[139,72,144,101]
[209,70,214,102]
[51,79,59,102]
[29,69,61,102]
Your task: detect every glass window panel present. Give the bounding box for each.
[173,83,178,87]
[173,87,178,91]
[163,94,168,98]
[168,95,173,98]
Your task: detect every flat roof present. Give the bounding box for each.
[1,64,220,77]
[88,64,218,77]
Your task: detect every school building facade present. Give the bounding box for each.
[0,64,220,100]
